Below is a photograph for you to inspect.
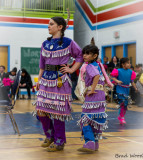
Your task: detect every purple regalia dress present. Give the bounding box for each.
[78,61,108,140]
[36,37,83,121]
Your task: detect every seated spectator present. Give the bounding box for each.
[18,69,33,99]
[0,65,6,82]
[2,73,14,87]
[7,67,17,81]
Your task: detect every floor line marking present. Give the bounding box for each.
[103,132,143,146]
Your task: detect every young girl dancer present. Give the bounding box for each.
[36,16,83,152]
[77,44,112,152]
[110,58,137,124]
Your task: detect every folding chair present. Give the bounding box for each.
[0,70,22,136]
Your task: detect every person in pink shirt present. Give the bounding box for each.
[2,74,14,86]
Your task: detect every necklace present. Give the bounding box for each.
[50,44,54,50]
[49,39,59,50]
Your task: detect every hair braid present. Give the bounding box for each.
[47,36,52,41]
[59,28,65,45]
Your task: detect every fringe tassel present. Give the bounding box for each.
[32,101,37,106]
[42,47,70,58]
[99,75,105,82]
[37,90,72,101]
[77,114,108,130]
[37,110,73,121]
[94,133,103,140]
[81,112,108,119]
[37,101,69,112]
[39,74,72,88]
[82,101,106,109]
[32,109,37,116]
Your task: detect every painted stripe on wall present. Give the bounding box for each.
[77,0,143,24]
[76,1,143,30]
[86,0,136,13]
[0,16,74,25]
[0,22,73,30]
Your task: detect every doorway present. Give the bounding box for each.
[0,46,8,72]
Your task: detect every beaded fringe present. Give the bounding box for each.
[81,112,108,119]
[36,101,69,112]
[95,133,103,140]
[77,114,108,131]
[42,46,70,58]
[37,90,72,101]
[82,101,106,109]
[37,110,73,121]
[39,74,72,87]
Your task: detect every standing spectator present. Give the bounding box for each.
[134,64,143,107]
[108,56,120,71]
[18,68,33,99]
[70,58,79,101]
[109,56,120,99]
[97,57,101,63]
[130,65,134,71]
[135,64,143,80]
[103,56,109,71]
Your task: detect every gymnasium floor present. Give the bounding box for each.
[0,98,143,160]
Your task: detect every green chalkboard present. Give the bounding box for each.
[21,47,41,74]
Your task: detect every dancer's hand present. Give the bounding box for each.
[117,80,123,84]
[87,90,97,96]
[60,64,73,74]
[36,82,40,91]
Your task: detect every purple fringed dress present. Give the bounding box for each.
[36,37,83,121]
[78,61,108,140]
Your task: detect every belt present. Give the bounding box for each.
[87,84,104,91]
[45,64,65,71]
[82,84,104,96]
[117,84,130,88]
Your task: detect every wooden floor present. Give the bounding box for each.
[0,97,143,160]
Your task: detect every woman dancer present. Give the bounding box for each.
[36,15,83,152]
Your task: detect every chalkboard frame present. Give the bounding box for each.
[21,47,41,75]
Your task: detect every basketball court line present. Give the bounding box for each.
[103,132,143,146]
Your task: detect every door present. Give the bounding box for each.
[0,46,8,72]
[105,47,112,62]
[115,45,123,60]
[127,44,136,67]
